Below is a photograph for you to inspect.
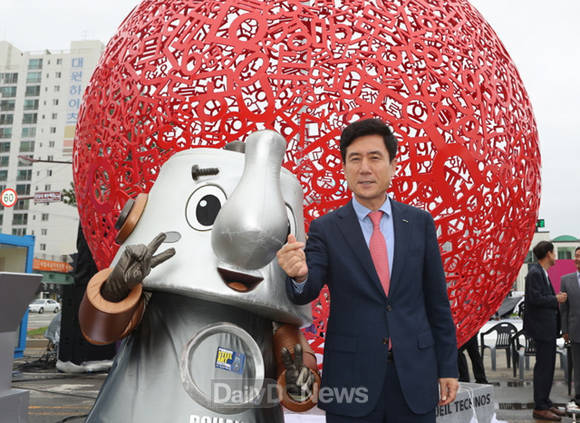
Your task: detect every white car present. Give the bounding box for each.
[29,299,60,314]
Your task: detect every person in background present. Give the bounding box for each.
[457,334,488,384]
[524,241,567,421]
[560,246,580,409]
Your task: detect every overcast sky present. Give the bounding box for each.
[1,0,578,238]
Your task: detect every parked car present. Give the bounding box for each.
[29,299,60,314]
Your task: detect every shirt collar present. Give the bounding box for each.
[352,195,392,222]
[542,267,549,281]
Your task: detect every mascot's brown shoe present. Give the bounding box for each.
[549,407,566,417]
[532,409,561,421]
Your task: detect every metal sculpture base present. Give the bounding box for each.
[436,382,494,423]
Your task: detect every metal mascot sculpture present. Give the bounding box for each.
[80,131,321,421]
[74,0,541,416]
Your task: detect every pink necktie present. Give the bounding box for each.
[369,211,391,350]
[368,211,390,297]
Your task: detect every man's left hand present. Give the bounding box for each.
[438,378,459,405]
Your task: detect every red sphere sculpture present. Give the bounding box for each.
[73,0,541,348]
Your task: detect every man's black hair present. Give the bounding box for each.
[339,118,398,162]
[533,241,554,261]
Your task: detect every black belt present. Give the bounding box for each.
[387,350,394,361]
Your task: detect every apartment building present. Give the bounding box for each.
[0,40,104,266]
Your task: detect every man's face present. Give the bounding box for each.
[343,134,397,209]
[575,249,580,272]
[547,250,556,267]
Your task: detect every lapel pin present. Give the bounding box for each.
[402,219,409,223]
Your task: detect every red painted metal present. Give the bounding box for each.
[73,0,541,348]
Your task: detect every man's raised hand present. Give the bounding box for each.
[276,234,308,282]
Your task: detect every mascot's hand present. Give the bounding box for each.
[281,344,315,402]
[101,233,175,302]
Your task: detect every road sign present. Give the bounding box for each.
[0,188,17,208]
[34,191,62,203]
[536,219,545,228]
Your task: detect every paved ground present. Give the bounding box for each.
[9,315,580,422]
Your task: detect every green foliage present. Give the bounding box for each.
[62,182,76,207]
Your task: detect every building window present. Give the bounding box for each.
[0,143,9,153]
[39,243,46,251]
[47,155,53,161]
[0,114,13,125]
[54,85,60,93]
[56,58,63,65]
[28,58,43,69]
[0,128,11,139]
[0,100,15,111]
[0,86,17,98]
[22,113,38,124]
[44,184,51,190]
[0,73,18,84]
[51,113,58,120]
[558,248,574,260]
[14,200,29,210]
[46,169,52,176]
[21,127,36,138]
[19,141,35,153]
[0,214,3,225]
[48,141,55,148]
[16,184,31,195]
[26,72,42,83]
[12,213,28,225]
[23,99,39,110]
[0,170,7,181]
[55,72,62,78]
[41,228,47,235]
[52,99,59,106]
[12,228,27,236]
[0,156,9,167]
[25,86,40,97]
[41,213,49,221]
[17,169,32,181]
[49,127,56,134]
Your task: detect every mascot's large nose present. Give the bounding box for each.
[211,130,288,270]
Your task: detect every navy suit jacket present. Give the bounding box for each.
[286,199,458,416]
[523,263,561,341]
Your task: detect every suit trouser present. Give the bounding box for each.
[572,343,580,401]
[533,339,556,410]
[458,335,487,384]
[326,357,436,423]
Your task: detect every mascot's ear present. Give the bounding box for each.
[115,193,148,245]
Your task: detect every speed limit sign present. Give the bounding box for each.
[1,188,18,208]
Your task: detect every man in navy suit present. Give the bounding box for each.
[523,241,567,421]
[277,119,458,422]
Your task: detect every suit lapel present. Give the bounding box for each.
[538,265,555,294]
[336,202,386,299]
[389,200,410,297]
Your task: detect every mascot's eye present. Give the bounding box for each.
[285,204,296,238]
[186,185,227,231]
